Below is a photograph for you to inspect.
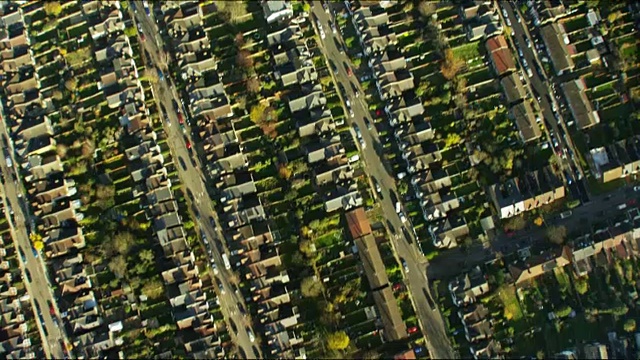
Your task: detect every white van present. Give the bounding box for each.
[617,203,627,210]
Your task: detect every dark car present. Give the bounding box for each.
[329,59,338,73]
[402,227,413,244]
[24,269,31,282]
[209,216,217,228]
[178,156,187,170]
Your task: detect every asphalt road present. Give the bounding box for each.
[503,3,589,202]
[314,4,454,359]
[132,3,259,358]
[0,123,68,358]
[428,183,637,279]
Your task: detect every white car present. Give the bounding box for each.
[247,329,256,343]
[359,138,366,149]
[398,211,407,223]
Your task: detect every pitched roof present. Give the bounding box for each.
[346,207,372,239]
[485,35,508,53]
[490,48,516,76]
[373,287,407,341]
[355,234,388,290]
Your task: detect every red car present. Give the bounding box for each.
[47,300,55,315]
[347,67,353,77]
[186,140,192,149]
[407,326,419,334]
[392,283,403,292]
[177,112,184,124]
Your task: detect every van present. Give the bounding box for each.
[617,203,627,210]
[559,211,572,219]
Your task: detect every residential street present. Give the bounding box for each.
[0,123,68,359]
[313,5,454,359]
[131,4,259,358]
[428,184,637,279]
[503,3,589,202]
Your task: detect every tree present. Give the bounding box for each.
[56,143,68,159]
[236,49,254,69]
[533,217,544,226]
[52,90,64,101]
[300,276,323,298]
[246,77,260,94]
[546,225,567,245]
[418,1,436,18]
[44,1,62,17]
[397,181,409,196]
[124,26,137,38]
[440,49,464,80]
[144,68,159,84]
[108,255,128,278]
[64,47,92,67]
[624,318,636,333]
[250,103,268,123]
[139,249,154,263]
[112,231,134,256]
[64,78,78,92]
[504,215,526,231]
[142,278,164,300]
[234,33,245,47]
[555,305,573,318]
[96,184,115,205]
[574,277,588,295]
[445,133,461,147]
[33,240,44,252]
[278,164,292,180]
[227,1,248,22]
[326,331,350,351]
[236,95,247,110]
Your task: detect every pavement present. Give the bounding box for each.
[132,3,259,358]
[0,122,69,358]
[313,4,454,359]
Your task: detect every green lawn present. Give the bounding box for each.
[451,41,481,61]
[497,285,524,322]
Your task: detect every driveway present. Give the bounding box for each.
[132,3,259,357]
[313,4,454,359]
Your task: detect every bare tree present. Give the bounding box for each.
[246,77,260,94]
[546,225,567,245]
[236,49,254,69]
[418,2,437,18]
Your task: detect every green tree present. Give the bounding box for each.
[300,276,323,298]
[574,277,588,295]
[44,1,63,17]
[124,26,137,38]
[445,133,462,147]
[250,103,268,123]
[555,305,573,318]
[624,318,636,333]
[142,278,165,300]
[302,2,311,12]
[326,331,350,351]
[64,78,77,92]
[397,181,409,196]
[112,231,134,256]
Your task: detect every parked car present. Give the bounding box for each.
[247,328,256,342]
[401,258,410,273]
